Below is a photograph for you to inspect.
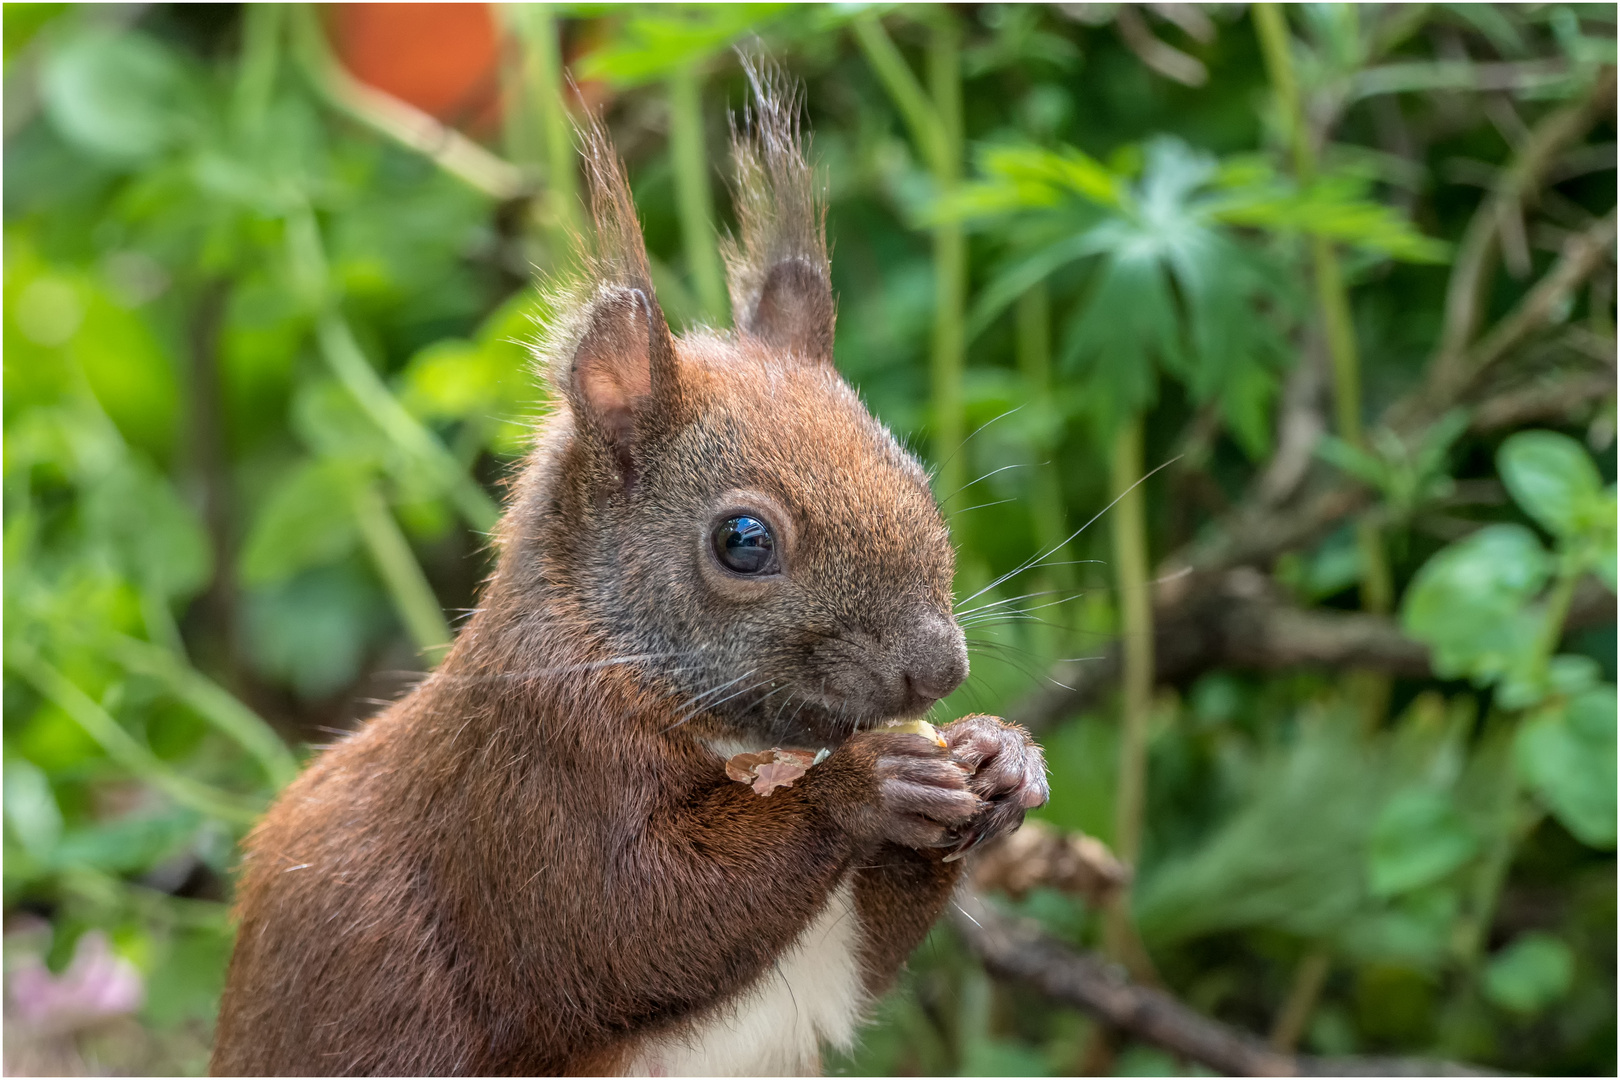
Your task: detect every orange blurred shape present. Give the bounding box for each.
[328,4,503,132]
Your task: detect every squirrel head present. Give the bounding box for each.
[500,69,966,748]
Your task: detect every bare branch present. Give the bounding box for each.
[1430,68,1615,386]
[951,890,1498,1077]
[1010,571,1615,733]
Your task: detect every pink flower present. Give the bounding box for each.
[9,930,143,1034]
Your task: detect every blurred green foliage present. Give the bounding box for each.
[3,4,1615,1076]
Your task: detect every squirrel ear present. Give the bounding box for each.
[743,255,835,363]
[568,286,680,482]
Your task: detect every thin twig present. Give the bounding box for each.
[951,890,1498,1077]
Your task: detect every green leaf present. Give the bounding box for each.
[1515,688,1617,848]
[3,757,63,860]
[1498,430,1608,539]
[1482,932,1575,1014]
[41,29,194,162]
[238,459,365,587]
[1366,788,1478,898]
[574,5,791,85]
[1401,524,1551,687]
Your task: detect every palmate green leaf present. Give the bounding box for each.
[1211,168,1448,263]
[1401,524,1551,687]
[1060,245,1178,437]
[1515,688,1617,849]
[965,227,1113,342]
[1483,932,1576,1014]
[1498,429,1610,540]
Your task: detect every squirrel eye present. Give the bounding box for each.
[713,516,777,575]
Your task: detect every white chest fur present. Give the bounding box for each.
[623,878,866,1077]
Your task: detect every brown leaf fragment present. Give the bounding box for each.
[725,748,817,796]
[969,820,1131,906]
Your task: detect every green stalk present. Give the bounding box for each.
[668,62,728,324]
[351,483,454,657]
[1255,5,1392,715]
[285,205,500,534]
[852,13,966,500]
[1269,947,1332,1051]
[7,643,262,825]
[233,3,283,136]
[504,4,581,247]
[1107,417,1153,870]
[1255,4,1391,1020]
[1017,283,1076,656]
[1103,416,1156,976]
[927,16,967,507]
[108,634,300,789]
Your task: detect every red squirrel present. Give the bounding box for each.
[210,72,1048,1077]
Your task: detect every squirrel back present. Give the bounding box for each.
[210,69,1045,1077]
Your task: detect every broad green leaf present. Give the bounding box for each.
[41,29,193,162]
[575,5,791,85]
[1515,688,1617,848]
[1498,430,1608,540]
[3,757,63,860]
[1401,524,1551,687]
[238,459,365,587]
[1483,932,1575,1014]
[1366,788,1478,898]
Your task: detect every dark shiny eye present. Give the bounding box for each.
[713,515,777,575]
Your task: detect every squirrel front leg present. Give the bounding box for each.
[851,715,1050,995]
[546,730,980,1063]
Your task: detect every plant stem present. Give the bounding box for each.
[503,4,581,249]
[7,643,262,825]
[1107,416,1153,867]
[285,205,501,534]
[927,15,967,508]
[668,62,728,324]
[107,635,300,788]
[1269,947,1331,1051]
[1255,4,1392,730]
[233,3,282,136]
[1104,415,1156,976]
[351,483,454,658]
[852,12,967,500]
[1017,283,1075,656]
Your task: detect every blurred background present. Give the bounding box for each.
[3,3,1615,1075]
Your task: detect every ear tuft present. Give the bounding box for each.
[553,118,683,485]
[723,59,835,365]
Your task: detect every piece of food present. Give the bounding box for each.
[725,748,817,796]
[877,718,947,747]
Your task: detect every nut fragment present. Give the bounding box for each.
[876,718,947,747]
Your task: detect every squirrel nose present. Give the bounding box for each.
[899,614,968,704]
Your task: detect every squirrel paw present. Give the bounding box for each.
[842,731,984,850]
[938,715,1049,861]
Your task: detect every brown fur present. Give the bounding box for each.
[211,71,1044,1077]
